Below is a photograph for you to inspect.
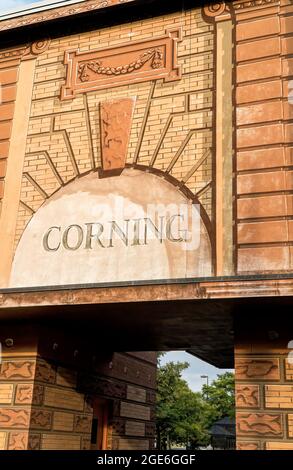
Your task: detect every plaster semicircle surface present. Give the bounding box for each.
[10,168,212,288]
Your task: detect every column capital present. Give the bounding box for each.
[23,39,51,61]
[203,2,231,22]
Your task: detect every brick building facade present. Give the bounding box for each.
[0,0,292,450]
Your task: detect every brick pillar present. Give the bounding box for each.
[0,326,157,450]
[0,354,93,450]
[0,326,93,450]
[235,311,293,450]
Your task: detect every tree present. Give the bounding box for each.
[156,356,235,449]
[156,360,210,449]
[201,372,235,428]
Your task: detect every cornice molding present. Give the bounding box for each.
[203,0,279,21]
[0,0,136,33]
[0,39,51,61]
[233,0,278,10]
[0,0,282,33]
[0,46,26,61]
[1,277,293,309]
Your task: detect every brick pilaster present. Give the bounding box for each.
[0,354,93,450]
[0,48,21,212]
[235,313,293,450]
[233,0,293,274]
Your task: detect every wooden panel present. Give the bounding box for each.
[44,387,85,411]
[53,411,74,431]
[120,402,150,421]
[56,367,77,388]
[118,438,149,450]
[127,385,146,403]
[41,434,81,450]
[125,421,145,437]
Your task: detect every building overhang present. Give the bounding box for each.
[1,275,293,369]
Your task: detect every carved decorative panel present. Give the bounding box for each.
[237,413,283,437]
[236,384,260,408]
[100,98,136,172]
[61,29,182,100]
[235,358,280,380]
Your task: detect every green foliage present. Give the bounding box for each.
[156,360,235,449]
[202,372,235,427]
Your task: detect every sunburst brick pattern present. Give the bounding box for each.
[14,7,215,249]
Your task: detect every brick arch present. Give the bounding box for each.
[128,163,213,245]
[10,168,213,288]
[15,160,213,258]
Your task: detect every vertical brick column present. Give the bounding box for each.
[0,353,37,450]
[203,3,234,276]
[0,49,21,213]
[235,313,293,450]
[233,0,293,274]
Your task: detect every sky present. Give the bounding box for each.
[0,0,234,392]
[161,352,233,392]
[0,0,65,14]
[0,0,33,12]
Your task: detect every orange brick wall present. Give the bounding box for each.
[235,0,293,274]
[11,6,214,250]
